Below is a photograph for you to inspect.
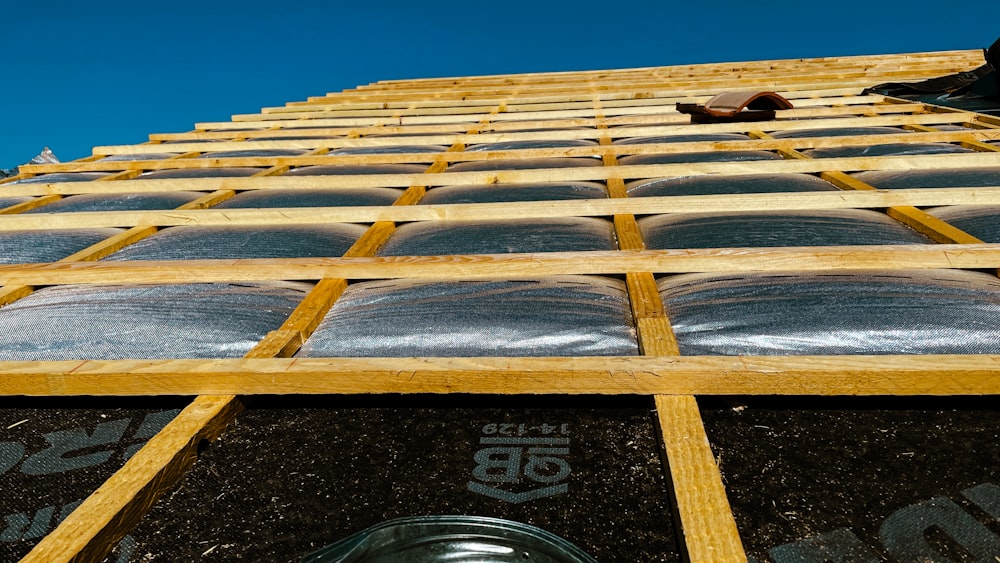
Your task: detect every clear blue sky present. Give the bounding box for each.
[3,1,1000,169]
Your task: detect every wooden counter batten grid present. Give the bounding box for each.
[7,49,1000,563]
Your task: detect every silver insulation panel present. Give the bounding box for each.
[928,205,1000,242]
[465,140,599,151]
[284,164,427,175]
[99,153,181,161]
[769,126,910,138]
[214,188,403,208]
[447,158,602,173]
[618,151,781,166]
[297,276,639,357]
[660,269,1000,355]
[421,182,607,204]
[105,224,368,261]
[0,196,33,208]
[854,167,1000,189]
[377,218,617,256]
[9,172,111,184]
[196,149,307,158]
[612,132,750,145]
[139,168,263,178]
[25,192,204,213]
[328,145,446,155]
[626,173,839,197]
[0,283,309,360]
[639,210,931,249]
[804,143,972,159]
[0,229,124,264]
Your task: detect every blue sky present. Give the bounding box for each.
[3,1,1000,169]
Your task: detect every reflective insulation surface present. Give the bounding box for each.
[465,140,599,151]
[139,167,264,178]
[447,158,602,173]
[24,192,204,213]
[805,142,973,159]
[377,218,617,256]
[0,228,123,264]
[421,182,607,204]
[627,173,839,197]
[328,145,446,155]
[0,196,33,209]
[639,210,931,249]
[214,187,404,208]
[928,205,1000,242]
[196,149,308,158]
[285,164,427,175]
[660,269,1000,355]
[0,283,309,360]
[98,153,181,161]
[618,151,781,166]
[105,224,368,261]
[853,167,1000,189]
[768,126,910,138]
[612,133,750,145]
[9,172,111,184]
[298,276,639,357]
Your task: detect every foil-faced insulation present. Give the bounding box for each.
[297,276,639,357]
[377,218,617,256]
[660,269,1000,355]
[640,210,931,248]
[105,224,368,261]
[0,283,309,360]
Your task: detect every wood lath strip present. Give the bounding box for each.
[10,153,1000,198]
[3,355,1000,397]
[28,129,1000,175]
[1,244,999,286]
[656,396,747,562]
[359,50,978,86]
[3,187,1000,230]
[240,97,922,123]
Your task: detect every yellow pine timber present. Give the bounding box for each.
[4,187,1000,231]
[5,244,1000,286]
[4,355,1000,397]
[657,396,747,562]
[33,129,1000,175]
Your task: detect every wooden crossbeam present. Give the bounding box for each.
[2,355,1000,397]
[2,187,1000,230]
[0,244,997,285]
[25,129,1000,175]
[198,106,973,136]
[9,154,1000,199]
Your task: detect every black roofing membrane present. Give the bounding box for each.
[699,396,1000,563]
[122,396,679,562]
[0,397,186,562]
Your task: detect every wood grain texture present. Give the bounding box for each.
[89,114,991,156]
[0,244,997,286]
[4,187,1000,230]
[2,355,1000,397]
[656,395,747,562]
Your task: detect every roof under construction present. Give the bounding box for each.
[2,48,1000,562]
